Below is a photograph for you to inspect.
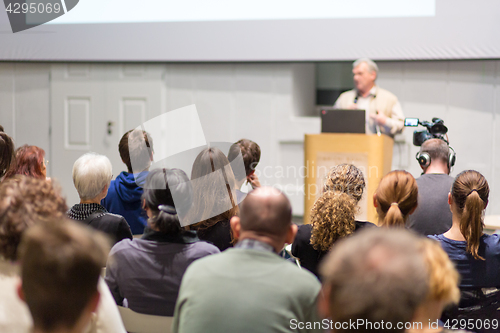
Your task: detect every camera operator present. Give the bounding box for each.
[406,138,455,236]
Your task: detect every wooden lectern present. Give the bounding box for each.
[304,134,394,224]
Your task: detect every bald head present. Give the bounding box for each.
[239,187,292,238]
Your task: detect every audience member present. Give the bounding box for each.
[4,145,47,180]
[408,238,461,333]
[373,170,418,227]
[68,153,133,245]
[0,176,126,333]
[102,129,153,234]
[173,187,321,333]
[17,219,109,333]
[429,170,500,327]
[292,164,375,278]
[0,130,15,181]
[407,139,455,235]
[227,138,261,203]
[106,168,219,316]
[318,228,428,333]
[186,147,239,251]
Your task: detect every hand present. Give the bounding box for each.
[247,173,261,189]
[369,111,387,126]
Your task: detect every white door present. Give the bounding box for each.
[50,63,165,205]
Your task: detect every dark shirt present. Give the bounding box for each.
[407,173,454,235]
[194,219,233,252]
[292,221,376,278]
[68,203,133,245]
[105,228,219,316]
[429,234,500,288]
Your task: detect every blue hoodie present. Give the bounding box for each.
[102,171,148,235]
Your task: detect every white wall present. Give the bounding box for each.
[0,62,318,215]
[2,60,500,217]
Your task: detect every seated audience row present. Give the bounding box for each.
[2,123,499,332]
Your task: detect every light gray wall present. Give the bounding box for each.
[0,63,51,161]
[1,60,500,217]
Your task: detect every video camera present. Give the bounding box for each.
[404,117,448,147]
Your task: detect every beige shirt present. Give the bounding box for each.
[333,85,404,137]
[0,260,126,333]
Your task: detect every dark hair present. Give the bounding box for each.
[0,132,15,179]
[142,168,192,234]
[227,139,261,180]
[451,170,489,260]
[0,176,68,260]
[4,145,45,180]
[118,129,154,173]
[186,147,239,230]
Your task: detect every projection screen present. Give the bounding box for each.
[0,0,499,62]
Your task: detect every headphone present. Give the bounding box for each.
[416,145,456,169]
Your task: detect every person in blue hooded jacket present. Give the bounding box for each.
[102,129,153,234]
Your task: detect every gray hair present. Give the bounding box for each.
[72,152,113,201]
[353,58,379,75]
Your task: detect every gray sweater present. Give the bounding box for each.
[105,229,219,316]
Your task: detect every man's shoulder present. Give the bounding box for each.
[375,86,398,100]
[417,173,454,185]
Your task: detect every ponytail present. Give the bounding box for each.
[460,192,485,260]
[451,170,489,261]
[375,170,418,228]
[142,168,192,235]
[150,205,182,234]
[310,191,356,252]
[382,202,405,228]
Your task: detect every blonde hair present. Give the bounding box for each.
[310,192,356,252]
[419,238,460,305]
[322,164,365,202]
[310,164,365,252]
[375,170,418,227]
[451,170,489,260]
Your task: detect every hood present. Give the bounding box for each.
[111,171,148,203]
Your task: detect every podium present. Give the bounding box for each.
[304,134,394,224]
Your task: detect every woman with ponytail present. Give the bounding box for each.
[292,164,376,278]
[105,168,219,316]
[373,170,418,227]
[429,170,500,324]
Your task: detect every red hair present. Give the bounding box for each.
[5,145,45,180]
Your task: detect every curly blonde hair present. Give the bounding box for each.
[310,192,356,252]
[311,164,365,252]
[322,164,365,202]
[0,176,68,260]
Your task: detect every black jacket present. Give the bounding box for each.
[68,203,133,245]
